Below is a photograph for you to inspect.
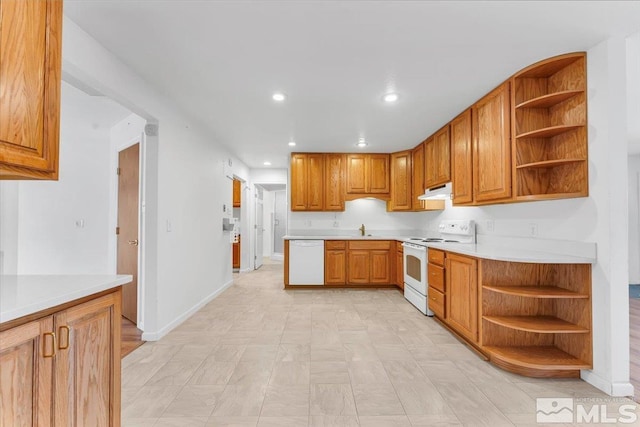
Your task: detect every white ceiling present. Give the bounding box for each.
[64,1,640,168]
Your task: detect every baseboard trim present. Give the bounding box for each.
[581,370,635,397]
[142,278,234,341]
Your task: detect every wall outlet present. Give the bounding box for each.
[75,219,85,228]
[528,223,538,237]
[486,220,494,232]
[166,220,172,232]
[333,221,339,228]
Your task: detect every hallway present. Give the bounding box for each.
[120,262,636,426]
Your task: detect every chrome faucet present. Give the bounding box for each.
[359,224,366,236]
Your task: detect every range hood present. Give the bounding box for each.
[418,182,452,200]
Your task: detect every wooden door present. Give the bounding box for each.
[446,254,478,343]
[325,250,346,284]
[233,236,240,268]
[232,179,241,207]
[473,82,512,202]
[117,143,140,323]
[424,136,436,189]
[54,291,121,427]
[0,0,62,180]
[389,151,411,211]
[290,154,308,210]
[433,125,451,185]
[0,316,54,426]
[307,154,324,210]
[346,154,367,194]
[370,250,391,284]
[368,154,390,194]
[347,250,369,284]
[451,109,473,205]
[411,143,425,210]
[324,154,345,211]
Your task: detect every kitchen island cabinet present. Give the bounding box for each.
[1,277,128,426]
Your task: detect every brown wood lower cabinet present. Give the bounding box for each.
[0,288,122,427]
[395,242,404,289]
[325,241,347,285]
[430,249,592,378]
[346,241,391,285]
[232,236,240,269]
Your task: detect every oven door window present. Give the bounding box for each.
[406,255,422,282]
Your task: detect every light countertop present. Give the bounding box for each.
[0,275,133,324]
[284,235,595,264]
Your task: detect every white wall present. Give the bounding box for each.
[262,190,274,257]
[630,155,640,284]
[289,198,426,236]
[61,18,251,339]
[0,82,126,275]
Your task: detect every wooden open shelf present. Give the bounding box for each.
[483,285,588,298]
[483,315,589,333]
[511,52,588,200]
[480,259,592,378]
[484,346,591,372]
[516,125,584,140]
[516,158,585,170]
[515,90,583,109]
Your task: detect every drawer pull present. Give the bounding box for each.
[43,332,56,358]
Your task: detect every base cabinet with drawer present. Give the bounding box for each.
[345,241,392,285]
[325,241,347,285]
[0,289,122,427]
[427,249,446,319]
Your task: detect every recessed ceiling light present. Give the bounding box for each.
[356,138,368,148]
[288,141,296,147]
[383,93,398,103]
[263,161,272,166]
[272,93,286,102]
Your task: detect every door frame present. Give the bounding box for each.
[112,135,146,330]
[252,182,288,268]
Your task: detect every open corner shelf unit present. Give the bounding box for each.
[479,259,592,378]
[511,52,588,202]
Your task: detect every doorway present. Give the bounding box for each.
[232,178,242,271]
[255,183,287,265]
[117,143,140,323]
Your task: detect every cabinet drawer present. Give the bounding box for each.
[325,240,346,250]
[428,248,445,266]
[348,240,391,250]
[428,264,445,292]
[428,287,445,319]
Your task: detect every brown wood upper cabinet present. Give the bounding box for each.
[450,109,473,205]
[388,150,412,211]
[424,125,451,190]
[291,153,344,211]
[233,179,241,207]
[324,154,345,211]
[346,154,390,196]
[0,0,63,180]
[411,142,426,210]
[472,82,512,203]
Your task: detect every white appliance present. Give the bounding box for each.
[402,220,476,315]
[288,240,325,285]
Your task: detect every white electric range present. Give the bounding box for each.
[402,220,476,315]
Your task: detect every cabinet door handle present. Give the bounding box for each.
[58,325,70,350]
[43,332,56,358]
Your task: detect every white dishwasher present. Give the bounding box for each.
[288,240,325,285]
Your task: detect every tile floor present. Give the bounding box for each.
[122,261,639,426]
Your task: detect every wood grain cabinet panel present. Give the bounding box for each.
[411,143,426,210]
[472,82,512,202]
[396,243,404,289]
[0,316,53,427]
[232,179,241,207]
[0,0,63,180]
[424,125,451,190]
[324,154,345,211]
[325,242,346,285]
[370,250,391,284]
[388,151,412,211]
[347,250,370,284]
[346,154,390,196]
[290,154,308,210]
[451,109,473,205]
[446,253,478,343]
[0,288,121,427]
[346,241,392,285]
[290,153,327,211]
[307,154,324,210]
[53,292,121,427]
